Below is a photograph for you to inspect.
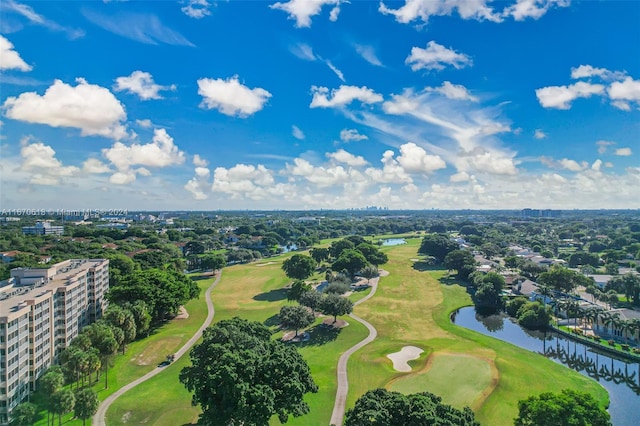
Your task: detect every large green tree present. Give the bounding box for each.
[180,318,317,425]
[108,269,199,322]
[279,305,315,337]
[418,234,459,262]
[444,249,476,279]
[538,266,592,293]
[355,243,388,266]
[345,388,479,426]
[320,294,354,323]
[281,254,317,280]
[514,389,611,426]
[332,249,368,278]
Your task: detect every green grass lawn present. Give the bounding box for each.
[32,274,216,426]
[107,254,370,426]
[345,240,608,426]
[389,354,494,410]
[101,239,608,426]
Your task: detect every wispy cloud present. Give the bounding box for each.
[354,44,383,66]
[1,0,84,39]
[290,42,345,81]
[82,8,194,46]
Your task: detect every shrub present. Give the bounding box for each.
[632,348,640,354]
[608,340,615,346]
[621,344,630,351]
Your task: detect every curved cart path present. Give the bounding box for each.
[93,271,222,426]
[329,271,387,426]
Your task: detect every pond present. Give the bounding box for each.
[381,238,406,246]
[451,306,640,426]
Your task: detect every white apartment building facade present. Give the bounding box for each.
[0,259,109,424]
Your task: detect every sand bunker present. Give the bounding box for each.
[255,262,276,267]
[387,346,424,372]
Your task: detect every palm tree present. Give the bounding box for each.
[629,318,640,344]
[599,311,616,335]
[538,284,553,308]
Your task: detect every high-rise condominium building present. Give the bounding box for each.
[0,259,109,425]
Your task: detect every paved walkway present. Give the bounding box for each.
[92,271,222,426]
[329,271,386,426]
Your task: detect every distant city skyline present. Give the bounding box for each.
[1,1,638,210]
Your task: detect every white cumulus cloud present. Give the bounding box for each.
[427,81,478,101]
[270,0,341,28]
[3,78,128,139]
[340,128,368,142]
[114,71,176,100]
[83,158,111,174]
[396,142,446,173]
[535,81,605,109]
[197,75,272,117]
[615,147,633,156]
[503,0,570,21]
[0,35,32,71]
[181,0,212,19]
[379,0,501,24]
[608,77,640,111]
[102,128,186,183]
[406,41,472,72]
[185,166,211,200]
[310,85,383,108]
[534,129,547,139]
[326,149,368,166]
[19,138,80,185]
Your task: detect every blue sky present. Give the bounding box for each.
[1,0,638,211]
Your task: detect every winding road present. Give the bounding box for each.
[92,271,222,426]
[329,271,386,426]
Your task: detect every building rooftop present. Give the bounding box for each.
[0,259,107,317]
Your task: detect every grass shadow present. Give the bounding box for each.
[253,287,288,302]
[264,313,281,327]
[294,324,342,348]
[438,274,475,296]
[191,273,216,281]
[412,260,441,272]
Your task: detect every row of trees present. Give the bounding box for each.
[16,366,99,426]
[279,292,354,336]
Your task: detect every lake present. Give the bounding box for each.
[451,306,640,426]
[381,238,407,246]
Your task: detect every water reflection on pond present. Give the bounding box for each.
[451,306,640,426]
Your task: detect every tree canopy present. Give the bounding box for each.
[332,249,368,278]
[108,268,199,323]
[320,294,354,322]
[444,249,476,279]
[514,389,611,426]
[538,266,592,293]
[418,234,459,262]
[279,305,315,337]
[281,254,317,280]
[344,388,479,426]
[180,317,317,425]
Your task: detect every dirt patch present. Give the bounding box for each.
[282,331,311,342]
[174,306,189,319]
[321,318,349,328]
[133,336,182,365]
[121,412,131,423]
